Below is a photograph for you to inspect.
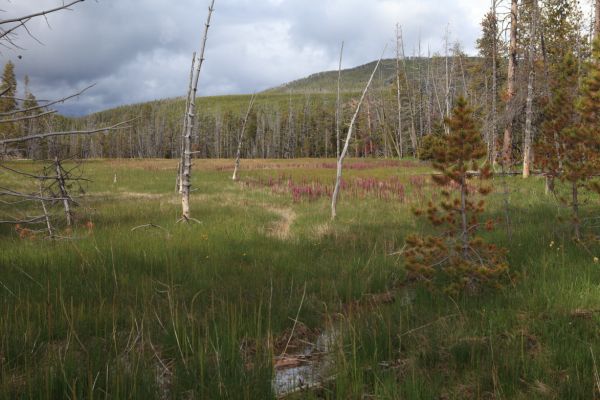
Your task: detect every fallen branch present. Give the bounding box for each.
[131,223,171,235]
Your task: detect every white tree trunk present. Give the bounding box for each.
[181,0,215,222]
[395,24,404,159]
[179,52,196,194]
[39,184,54,239]
[595,0,600,39]
[331,46,386,220]
[491,0,498,166]
[523,0,538,178]
[54,157,72,226]
[232,94,256,181]
[502,0,518,169]
[444,24,451,135]
[336,41,344,159]
[399,36,418,155]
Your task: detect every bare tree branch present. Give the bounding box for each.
[0,120,135,146]
[0,85,95,117]
[0,0,84,30]
[0,109,57,124]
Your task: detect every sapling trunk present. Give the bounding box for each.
[460,174,469,258]
[572,181,581,240]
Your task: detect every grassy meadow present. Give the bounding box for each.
[0,158,599,399]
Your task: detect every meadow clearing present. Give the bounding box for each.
[0,158,599,399]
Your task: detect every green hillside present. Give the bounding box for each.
[43,54,490,160]
[266,57,483,94]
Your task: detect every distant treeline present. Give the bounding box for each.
[40,56,498,160]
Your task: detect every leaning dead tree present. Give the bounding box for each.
[335,41,344,159]
[331,46,387,220]
[232,93,256,181]
[180,0,216,222]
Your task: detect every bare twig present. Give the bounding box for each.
[280,283,307,357]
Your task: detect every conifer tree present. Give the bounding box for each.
[0,61,17,113]
[404,98,509,295]
[536,51,577,194]
[0,61,19,143]
[565,38,600,238]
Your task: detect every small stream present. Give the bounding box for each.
[273,289,415,397]
[273,330,337,397]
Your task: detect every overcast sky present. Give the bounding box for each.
[1,0,493,115]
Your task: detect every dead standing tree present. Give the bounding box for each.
[336,41,344,160]
[395,24,404,159]
[1,158,86,230]
[232,93,256,181]
[331,46,386,220]
[178,52,197,194]
[596,0,600,39]
[180,0,216,223]
[0,1,132,236]
[502,0,518,170]
[522,0,538,178]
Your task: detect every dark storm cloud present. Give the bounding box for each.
[0,0,490,115]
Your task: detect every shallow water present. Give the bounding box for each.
[273,330,337,396]
[272,289,414,397]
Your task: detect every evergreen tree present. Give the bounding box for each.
[536,51,578,193]
[540,0,584,65]
[0,61,17,112]
[566,38,600,238]
[0,60,19,142]
[404,98,509,295]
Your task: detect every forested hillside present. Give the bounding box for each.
[28,55,487,160]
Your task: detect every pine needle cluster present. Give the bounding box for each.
[405,98,509,296]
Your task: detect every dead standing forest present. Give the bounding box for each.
[1,0,600,399]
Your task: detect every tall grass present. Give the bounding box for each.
[0,159,598,399]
